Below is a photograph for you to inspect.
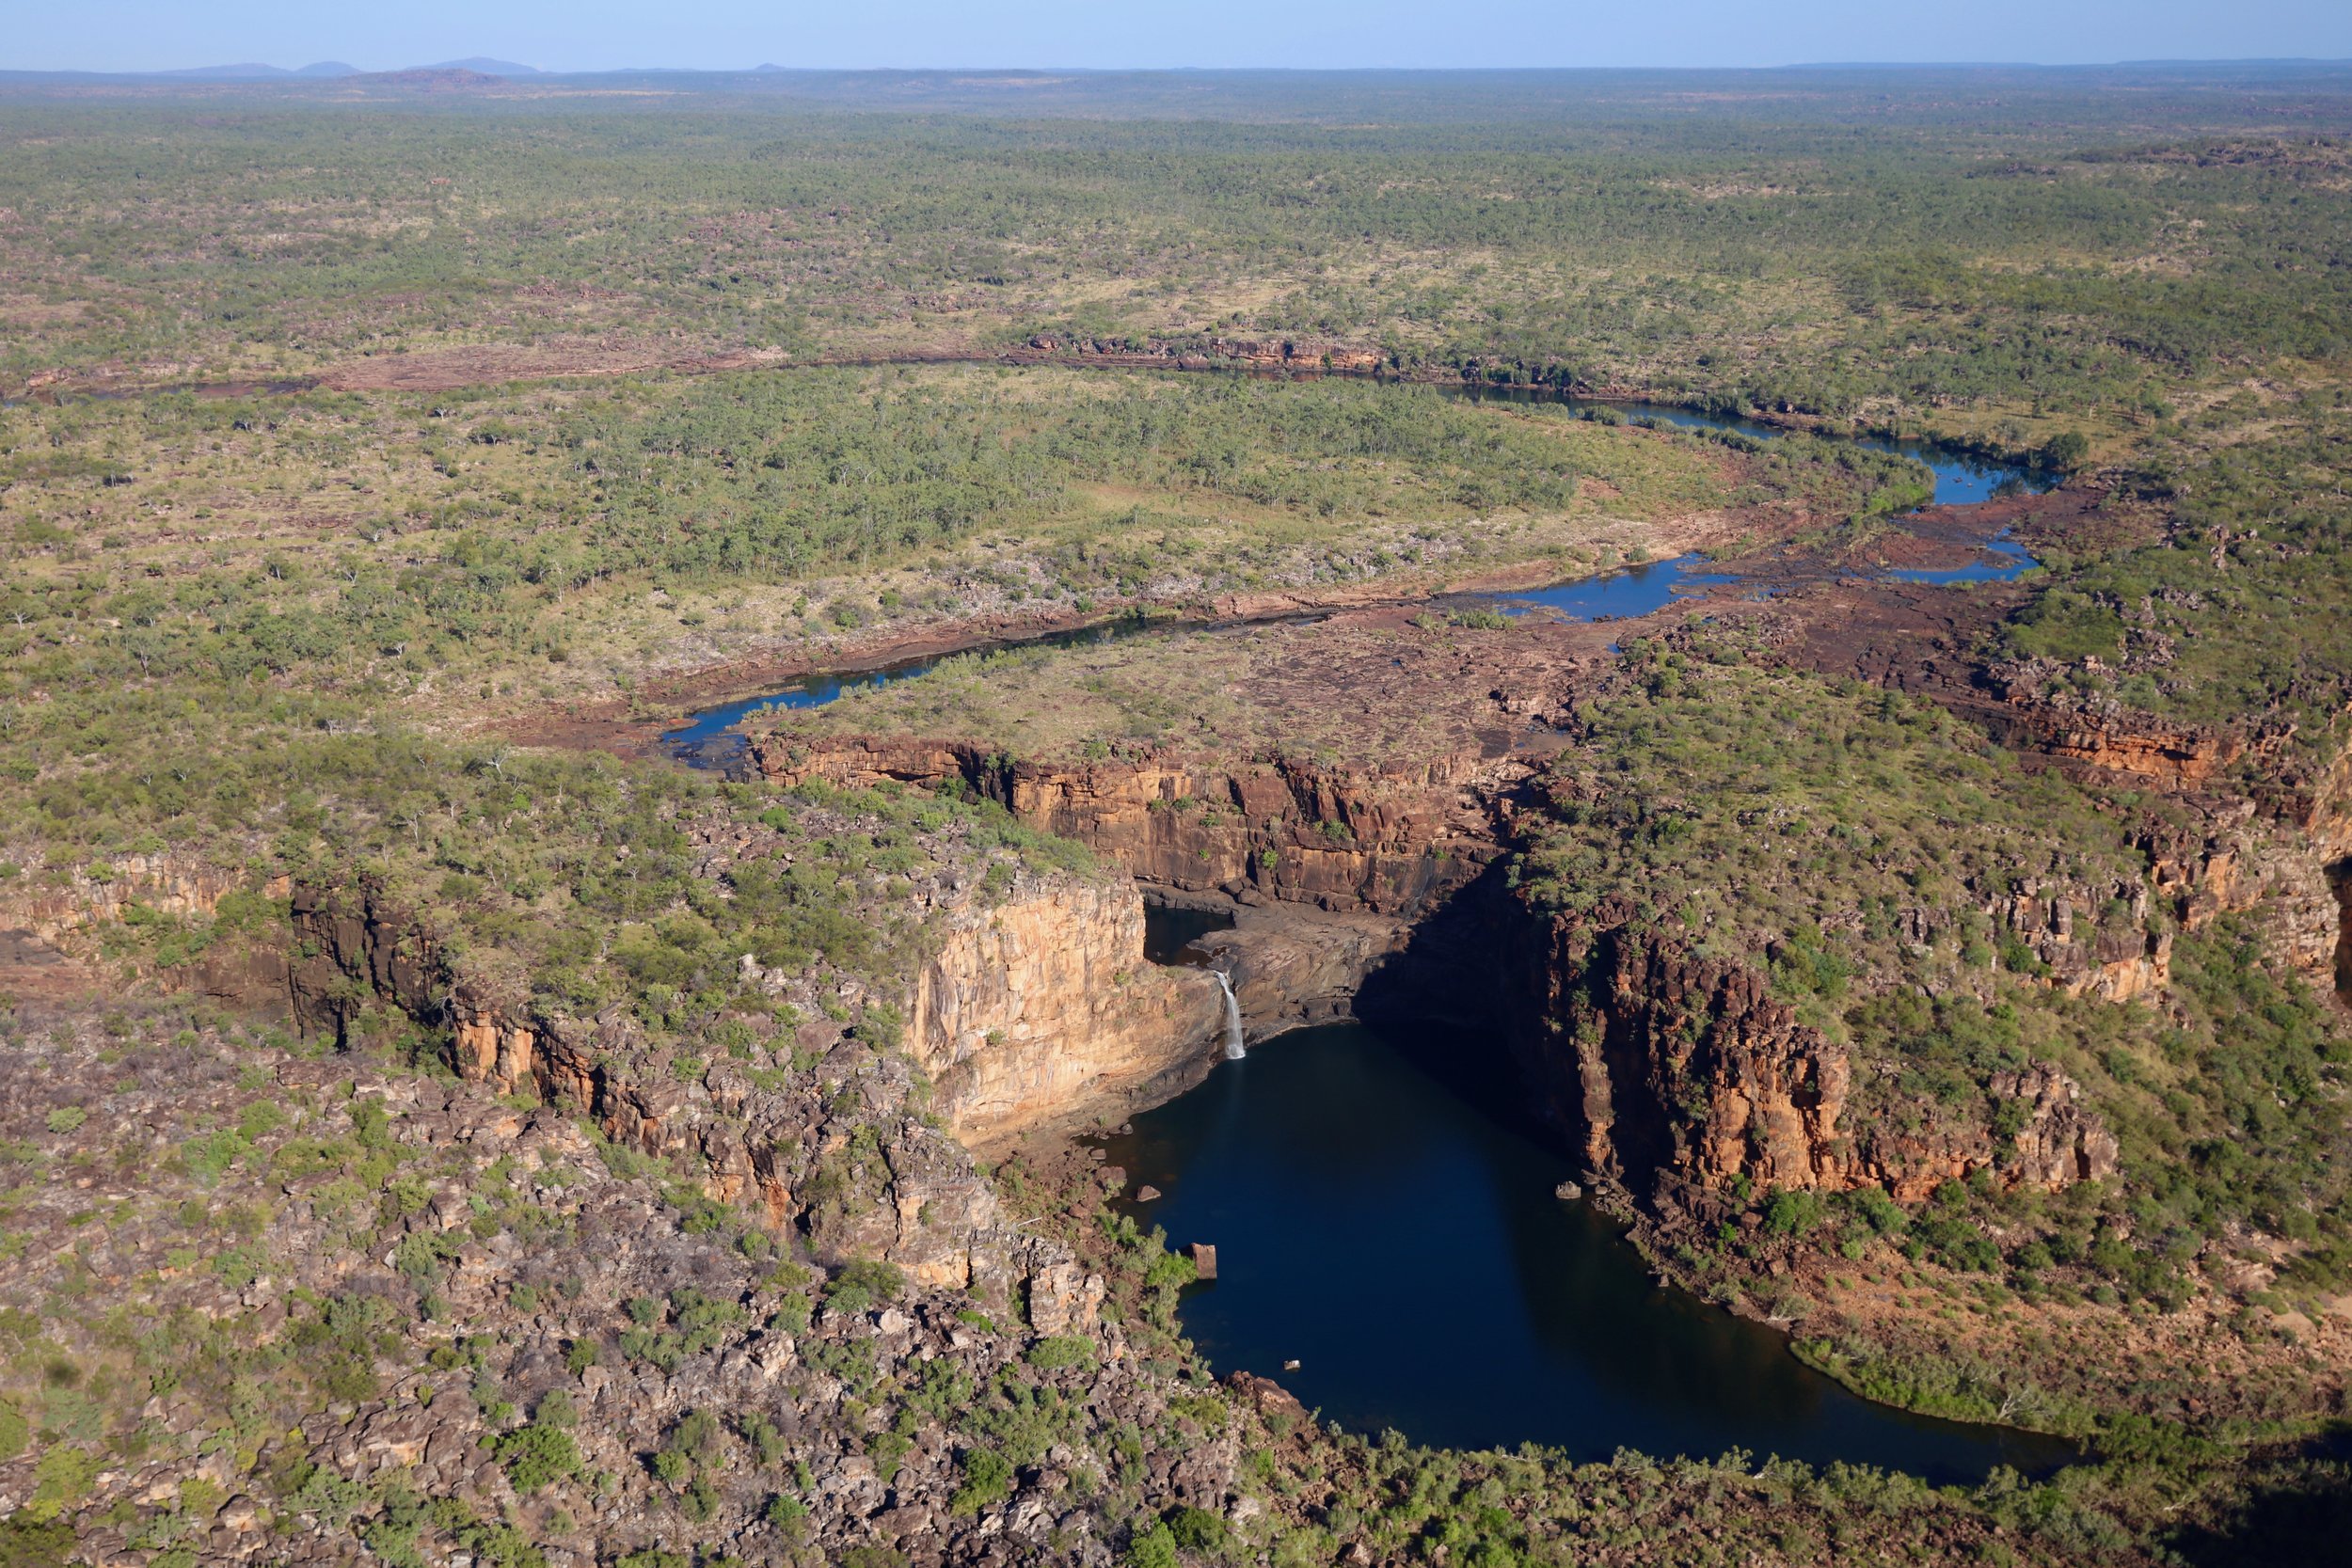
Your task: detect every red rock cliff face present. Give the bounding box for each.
[1976,660,2298,788]
[2304,739,2352,1002]
[278,873,1167,1295]
[1968,666,2352,1000]
[1501,913,2117,1209]
[752,736,1501,917]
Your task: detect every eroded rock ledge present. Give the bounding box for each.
[1497,913,2119,1208]
[278,860,1223,1297]
[752,734,1505,915]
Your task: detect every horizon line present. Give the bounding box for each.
[8,56,2352,78]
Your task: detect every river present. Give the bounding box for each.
[663,396,2050,767]
[1102,1009,2080,1482]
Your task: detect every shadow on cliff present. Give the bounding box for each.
[2328,854,2351,1006]
[1350,857,1566,1150]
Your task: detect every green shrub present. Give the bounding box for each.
[949,1447,1015,1516]
[824,1257,905,1315]
[1025,1335,1098,1370]
[1168,1505,1230,1552]
[1764,1190,1826,1237]
[493,1422,580,1492]
[1123,1521,1180,1568]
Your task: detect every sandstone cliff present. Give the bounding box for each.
[752,735,1501,916]
[278,861,1215,1288]
[901,870,1226,1146]
[1513,919,2119,1208]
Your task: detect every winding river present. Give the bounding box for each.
[663,399,2051,765]
[662,396,2078,1478]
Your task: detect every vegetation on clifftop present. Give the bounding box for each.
[3,64,2351,1567]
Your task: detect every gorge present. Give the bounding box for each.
[8,68,2352,1568]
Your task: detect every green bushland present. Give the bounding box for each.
[2002,390,2352,764]
[0,366,1808,750]
[1,70,2349,1565]
[1517,652,2352,1334]
[4,78,2347,454]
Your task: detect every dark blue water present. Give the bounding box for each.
[1464,554,1753,623]
[1104,1020,2081,1482]
[1886,531,2039,586]
[662,660,935,761]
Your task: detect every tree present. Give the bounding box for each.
[2039,431,2090,472]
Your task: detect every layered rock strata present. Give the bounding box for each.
[902,873,1226,1145]
[752,736,1502,917]
[1184,903,1411,1042]
[1503,915,2119,1208]
[280,863,1219,1286]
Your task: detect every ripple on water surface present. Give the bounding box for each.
[1103,1018,2079,1483]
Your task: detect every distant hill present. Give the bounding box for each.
[424,57,544,77]
[292,61,361,78]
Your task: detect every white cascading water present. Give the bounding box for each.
[1213,969,1247,1060]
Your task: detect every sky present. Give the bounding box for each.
[7,0,2350,74]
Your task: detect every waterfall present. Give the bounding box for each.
[1213,969,1247,1060]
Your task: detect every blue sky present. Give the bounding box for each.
[8,0,2350,73]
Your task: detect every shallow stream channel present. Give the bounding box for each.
[661,397,2052,769]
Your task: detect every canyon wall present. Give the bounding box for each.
[277,865,1211,1294]
[286,867,1222,1148]
[754,736,1502,916]
[2304,738,2352,1002]
[1506,914,2118,1209]
[1185,905,1411,1041]
[1970,667,2352,1001]
[8,847,277,944]
[900,872,1226,1146]
[762,729,2158,1213]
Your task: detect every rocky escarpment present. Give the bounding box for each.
[760,727,2154,1210]
[1978,662,2299,788]
[7,846,278,944]
[280,860,1222,1282]
[1965,666,2352,1002]
[898,872,1225,1146]
[2302,736,2352,1002]
[1512,914,2118,1208]
[755,736,1509,1048]
[754,735,1505,917]
[1362,878,2118,1213]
